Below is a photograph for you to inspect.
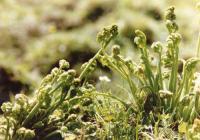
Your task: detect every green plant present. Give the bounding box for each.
[0,6,200,140]
[99,6,200,123]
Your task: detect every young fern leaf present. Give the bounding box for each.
[151,42,163,90]
[79,25,118,80]
[134,30,155,93]
[1,6,200,140]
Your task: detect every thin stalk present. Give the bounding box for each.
[126,76,139,109]
[22,101,42,126]
[22,82,63,126]
[172,73,187,110]
[43,130,60,140]
[114,58,137,92]
[184,100,194,122]
[106,55,139,108]
[103,56,127,79]
[195,94,200,115]
[42,86,72,119]
[169,46,179,112]
[169,46,179,93]
[135,115,139,140]
[196,30,200,57]
[79,48,103,80]
[69,92,128,107]
[79,38,112,80]
[158,52,163,89]
[173,47,179,92]
[176,65,187,95]
[5,117,9,140]
[101,52,144,87]
[141,48,155,91]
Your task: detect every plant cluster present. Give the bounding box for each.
[0,6,200,140]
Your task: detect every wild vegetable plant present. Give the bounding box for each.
[0,6,200,140]
[99,6,200,123]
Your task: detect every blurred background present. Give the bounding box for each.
[0,0,199,105]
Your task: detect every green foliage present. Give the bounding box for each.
[0,6,200,140]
